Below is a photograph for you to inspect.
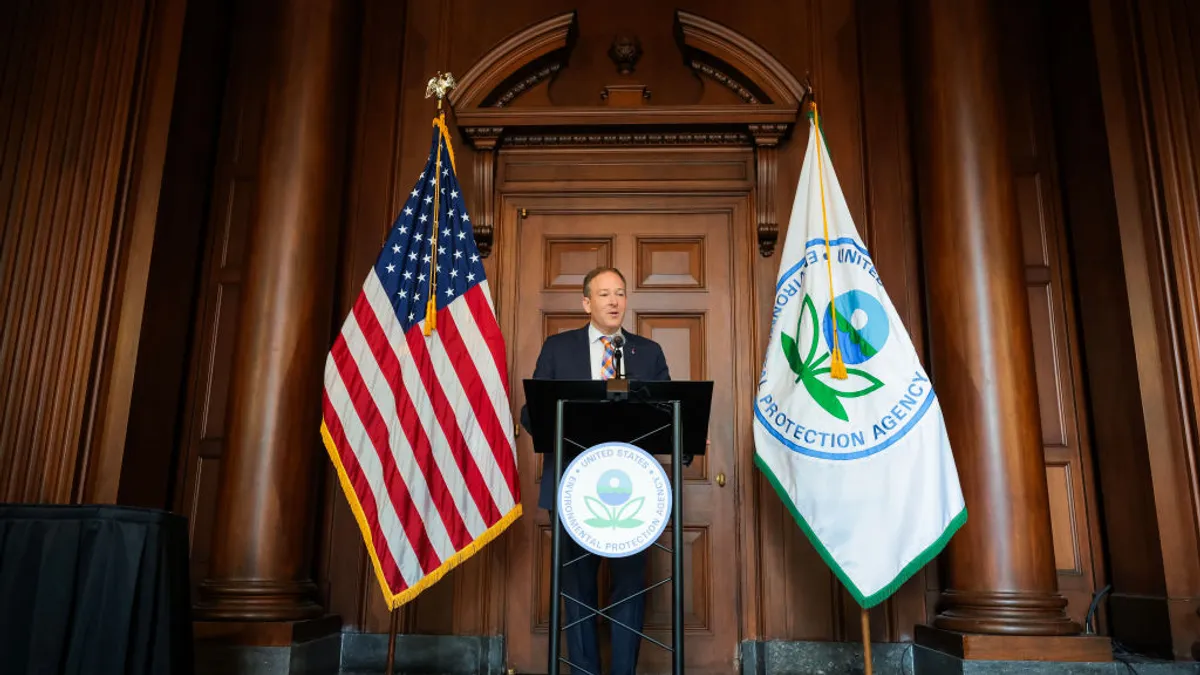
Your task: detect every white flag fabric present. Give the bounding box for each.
[753,112,966,608]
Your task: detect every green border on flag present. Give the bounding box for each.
[753,453,967,609]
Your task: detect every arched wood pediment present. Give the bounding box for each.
[448,11,578,110]
[452,10,809,258]
[673,10,807,107]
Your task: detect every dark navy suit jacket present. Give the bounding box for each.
[519,325,671,510]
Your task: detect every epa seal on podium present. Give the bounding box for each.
[557,442,672,558]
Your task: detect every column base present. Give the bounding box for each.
[916,625,1112,663]
[194,579,323,621]
[934,590,1080,636]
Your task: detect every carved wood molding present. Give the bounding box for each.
[455,105,796,129]
[674,10,807,106]
[448,11,577,110]
[501,130,751,146]
[452,10,803,257]
[491,62,562,107]
[463,128,502,256]
[749,124,789,257]
[689,59,759,104]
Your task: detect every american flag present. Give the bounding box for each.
[320,118,521,609]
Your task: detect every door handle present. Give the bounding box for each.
[716,472,726,487]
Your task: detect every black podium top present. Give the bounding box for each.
[522,379,713,456]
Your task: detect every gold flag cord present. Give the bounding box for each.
[423,102,445,336]
[811,100,848,380]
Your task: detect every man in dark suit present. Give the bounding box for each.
[520,266,670,675]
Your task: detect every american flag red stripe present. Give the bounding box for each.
[349,298,474,552]
[359,276,499,536]
[403,317,505,525]
[431,303,519,497]
[321,118,521,609]
[321,390,407,591]
[329,330,446,575]
[464,286,510,389]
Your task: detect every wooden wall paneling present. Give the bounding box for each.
[174,0,272,590]
[855,0,929,642]
[1088,0,1200,659]
[750,0,832,644]
[405,0,479,638]
[1130,9,1200,648]
[1047,0,1163,646]
[115,0,236,510]
[0,0,184,504]
[996,0,1104,627]
[83,0,191,504]
[0,0,111,503]
[319,0,409,632]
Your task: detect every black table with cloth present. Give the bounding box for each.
[0,503,194,675]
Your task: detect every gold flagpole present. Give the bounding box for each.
[861,607,874,675]
[424,102,444,336]
[423,72,457,336]
[385,608,399,675]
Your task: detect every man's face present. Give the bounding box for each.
[582,271,627,333]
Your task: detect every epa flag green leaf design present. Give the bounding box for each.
[781,295,883,422]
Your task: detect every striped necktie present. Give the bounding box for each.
[599,336,615,380]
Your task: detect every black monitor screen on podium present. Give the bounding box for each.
[522,379,712,457]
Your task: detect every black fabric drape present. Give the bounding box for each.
[0,504,194,675]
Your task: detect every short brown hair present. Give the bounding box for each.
[582,266,626,297]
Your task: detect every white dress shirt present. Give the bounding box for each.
[587,323,625,380]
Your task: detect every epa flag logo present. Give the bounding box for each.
[782,289,890,422]
[756,241,936,461]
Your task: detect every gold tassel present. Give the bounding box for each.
[830,349,848,379]
[423,297,436,335]
[424,108,446,337]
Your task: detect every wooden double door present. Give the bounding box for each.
[495,149,758,674]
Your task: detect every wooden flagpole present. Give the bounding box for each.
[385,608,399,675]
[861,607,873,675]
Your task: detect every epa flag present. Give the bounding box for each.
[753,107,966,608]
[321,117,521,610]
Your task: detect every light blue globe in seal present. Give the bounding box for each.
[822,289,890,365]
[596,469,633,505]
[556,441,672,558]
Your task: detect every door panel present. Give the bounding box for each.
[503,197,746,674]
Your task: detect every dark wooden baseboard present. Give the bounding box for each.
[193,614,342,647]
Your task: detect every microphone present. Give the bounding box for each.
[611,335,625,379]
